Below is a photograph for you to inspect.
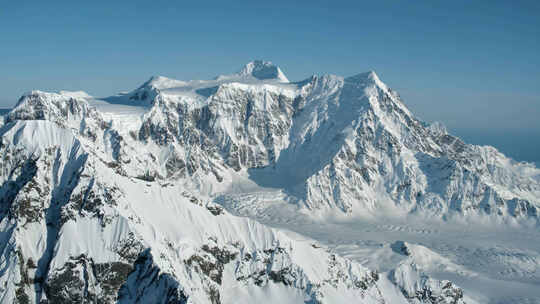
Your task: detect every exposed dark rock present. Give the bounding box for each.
[118,250,189,304]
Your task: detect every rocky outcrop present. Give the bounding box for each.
[390,263,465,304]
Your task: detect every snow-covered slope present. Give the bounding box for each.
[0,61,537,303]
[0,105,464,304]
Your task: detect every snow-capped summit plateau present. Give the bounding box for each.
[235,60,290,82]
[0,61,538,303]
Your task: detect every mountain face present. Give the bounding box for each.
[0,60,538,303]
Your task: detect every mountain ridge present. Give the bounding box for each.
[4,65,539,219]
[0,62,538,303]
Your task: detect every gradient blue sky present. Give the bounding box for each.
[1,1,539,163]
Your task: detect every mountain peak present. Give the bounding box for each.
[345,70,379,83]
[138,75,186,90]
[345,70,389,93]
[237,60,289,82]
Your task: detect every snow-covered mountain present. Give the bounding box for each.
[0,60,538,303]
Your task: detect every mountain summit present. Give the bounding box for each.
[215,60,289,83]
[0,63,538,303]
[237,60,289,82]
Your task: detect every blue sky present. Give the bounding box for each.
[1,1,539,163]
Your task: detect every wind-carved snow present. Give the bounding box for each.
[0,61,539,303]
